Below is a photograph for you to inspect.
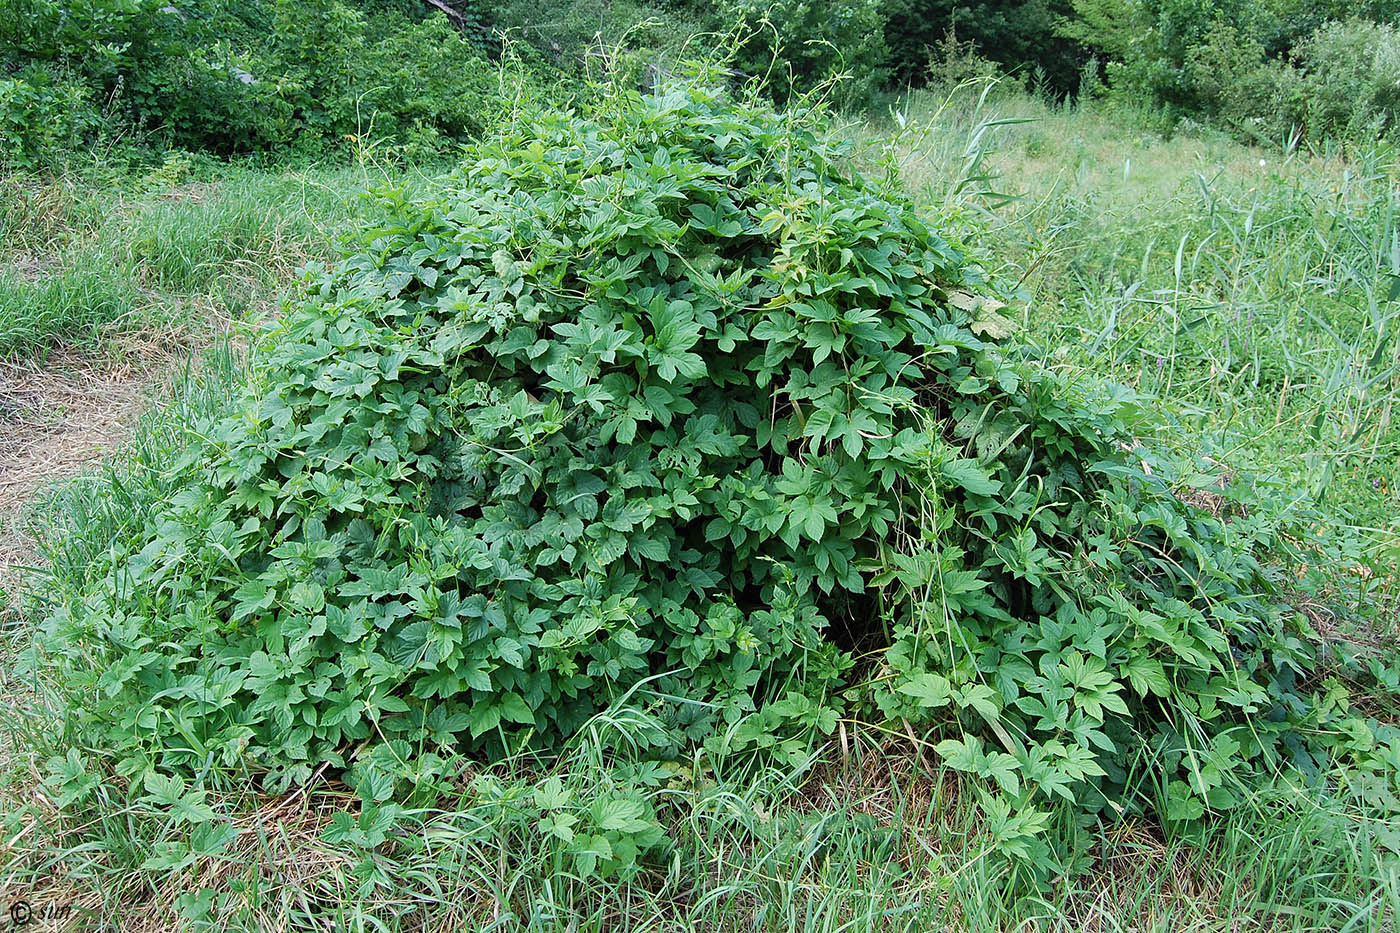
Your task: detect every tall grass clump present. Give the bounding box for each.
[881,82,1400,551]
[0,164,378,356]
[0,259,147,355]
[23,71,1400,889]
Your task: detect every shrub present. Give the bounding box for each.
[0,0,524,160]
[0,68,99,168]
[719,0,889,108]
[923,27,1005,90]
[883,0,1086,95]
[350,14,503,153]
[1167,16,1400,146]
[1181,22,1304,144]
[0,0,251,152]
[488,0,712,75]
[1294,18,1400,143]
[1060,0,1400,144]
[235,2,512,156]
[36,76,1400,856]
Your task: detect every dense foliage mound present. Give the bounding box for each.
[41,80,1397,843]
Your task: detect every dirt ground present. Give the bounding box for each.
[0,351,171,602]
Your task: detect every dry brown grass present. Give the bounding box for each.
[0,771,363,932]
[0,349,185,604]
[0,349,171,929]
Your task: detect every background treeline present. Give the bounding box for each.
[0,0,517,166]
[2,0,1398,167]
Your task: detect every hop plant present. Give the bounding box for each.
[42,76,1391,845]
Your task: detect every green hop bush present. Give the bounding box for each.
[46,78,939,791]
[40,77,1391,839]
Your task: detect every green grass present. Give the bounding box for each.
[869,82,1400,621]
[2,94,1399,931]
[4,623,1395,931]
[0,159,398,358]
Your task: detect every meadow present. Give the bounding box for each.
[880,84,1399,609]
[0,75,1397,932]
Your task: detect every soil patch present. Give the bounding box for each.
[0,350,175,601]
